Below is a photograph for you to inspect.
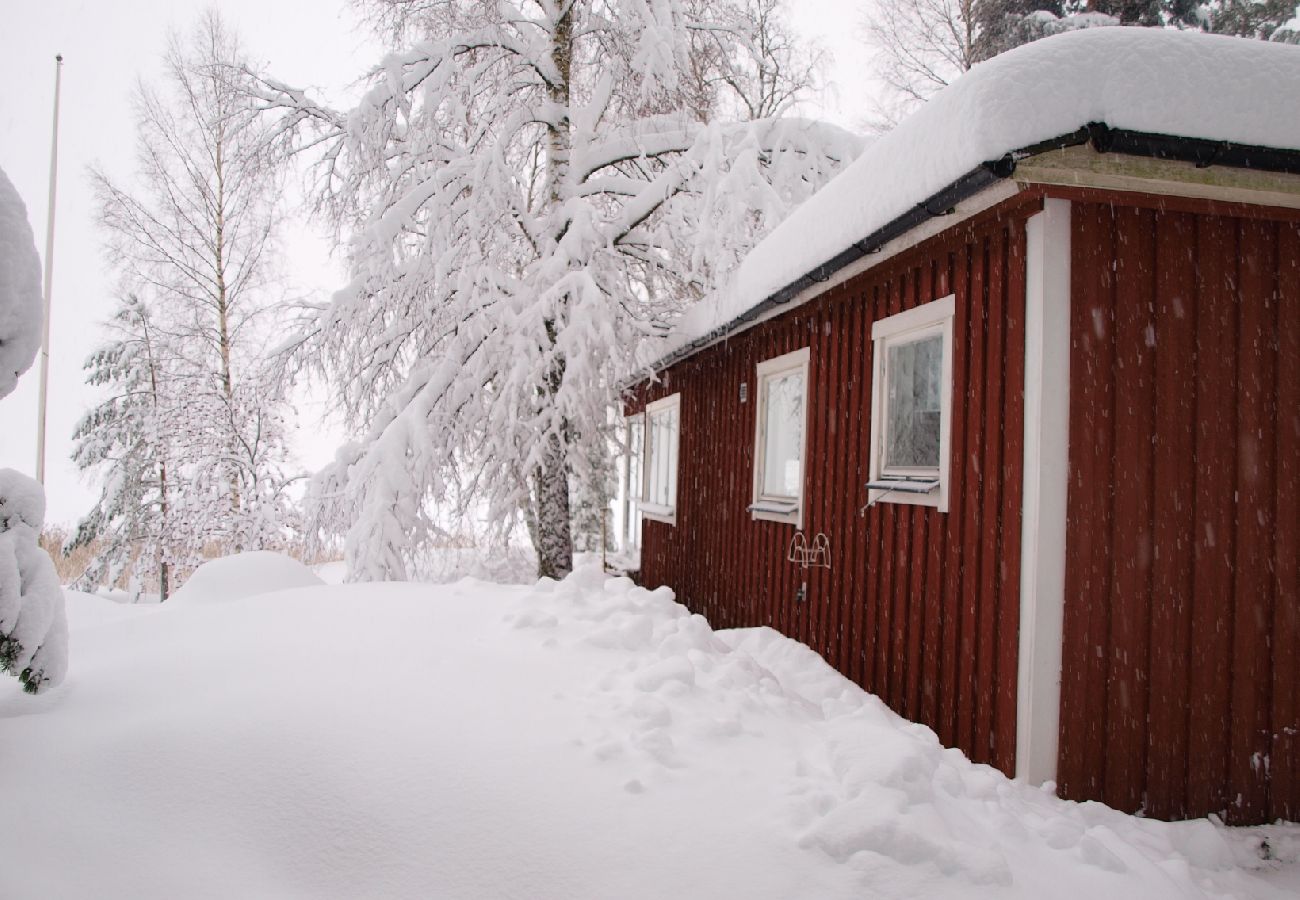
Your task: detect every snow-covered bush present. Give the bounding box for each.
[0,164,42,400]
[0,469,68,693]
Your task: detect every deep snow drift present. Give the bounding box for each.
[2,562,1295,898]
[169,550,325,603]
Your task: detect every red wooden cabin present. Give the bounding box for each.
[623,29,1300,824]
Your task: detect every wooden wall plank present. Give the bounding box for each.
[958,234,987,758]
[977,230,1006,766]
[1273,222,1300,822]
[1227,219,1277,824]
[938,247,966,750]
[995,221,1026,776]
[1147,210,1198,821]
[1060,200,1115,802]
[1186,215,1238,819]
[1106,205,1157,814]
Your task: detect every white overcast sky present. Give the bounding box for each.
[0,0,879,526]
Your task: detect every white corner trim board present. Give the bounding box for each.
[1016,198,1071,786]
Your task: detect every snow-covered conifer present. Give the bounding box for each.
[258,0,860,579]
[68,293,182,597]
[0,165,67,693]
[0,470,67,693]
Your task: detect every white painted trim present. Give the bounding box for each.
[751,346,811,529]
[866,295,955,513]
[1016,198,1072,786]
[871,293,955,340]
[641,393,681,526]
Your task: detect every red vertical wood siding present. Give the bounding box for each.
[1058,199,1300,824]
[628,200,1035,776]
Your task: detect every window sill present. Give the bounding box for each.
[749,500,801,526]
[865,479,946,512]
[638,502,677,525]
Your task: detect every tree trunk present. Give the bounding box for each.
[534,5,576,580]
[535,430,573,580]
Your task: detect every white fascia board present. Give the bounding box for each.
[1016,198,1071,786]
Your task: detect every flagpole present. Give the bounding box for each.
[36,53,63,486]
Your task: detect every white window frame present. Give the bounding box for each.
[639,394,680,525]
[750,346,811,528]
[867,294,955,512]
[620,412,645,551]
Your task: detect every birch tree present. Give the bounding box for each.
[81,10,298,584]
[260,0,859,580]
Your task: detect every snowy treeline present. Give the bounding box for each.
[864,0,1300,121]
[70,13,300,598]
[0,166,66,693]
[255,0,862,580]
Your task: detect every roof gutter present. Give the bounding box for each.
[633,123,1300,382]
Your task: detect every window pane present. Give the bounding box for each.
[885,334,942,470]
[627,419,644,501]
[762,370,804,497]
[646,404,678,508]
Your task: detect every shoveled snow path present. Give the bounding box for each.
[1,566,1294,898]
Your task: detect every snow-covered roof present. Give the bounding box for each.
[664,27,1300,365]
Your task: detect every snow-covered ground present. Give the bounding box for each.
[2,556,1296,898]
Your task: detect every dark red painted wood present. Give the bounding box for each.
[1107,205,1156,813]
[1188,215,1238,820]
[1057,197,1300,824]
[1059,200,1116,803]
[996,226,1026,778]
[1275,222,1300,823]
[1147,211,1197,820]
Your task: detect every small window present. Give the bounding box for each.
[620,414,645,551]
[640,394,680,524]
[867,295,954,511]
[751,347,810,527]
[625,414,645,502]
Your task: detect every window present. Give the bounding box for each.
[625,414,644,503]
[619,413,645,550]
[867,294,954,511]
[751,347,810,527]
[639,394,680,524]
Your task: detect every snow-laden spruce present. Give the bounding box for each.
[256,1,861,580]
[0,469,67,693]
[0,165,42,401]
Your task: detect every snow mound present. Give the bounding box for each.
[0,465,45,530]
[1,565,1294,898]
[170,551,324,603]
[674,27,1300,350]
[0,164,42,400]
